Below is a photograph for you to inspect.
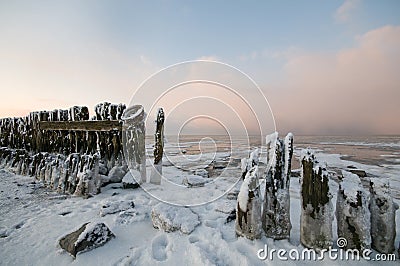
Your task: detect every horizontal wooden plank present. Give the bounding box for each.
[39,120,122,131]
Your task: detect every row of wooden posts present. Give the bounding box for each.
[0,102,166,197]
[235,133,397,254]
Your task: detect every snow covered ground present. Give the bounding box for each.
[1,147,399,265]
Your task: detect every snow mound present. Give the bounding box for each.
[341,170,363,203]
[182,176,208,187]
[122,171,140,189]
[151,203,200,234]
[214,200,235,214]
[100,200,135,217]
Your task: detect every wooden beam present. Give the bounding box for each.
[39,121,122,131]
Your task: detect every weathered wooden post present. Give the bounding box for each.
[300,150,333,250]
[370,177,398,254]
[336,171,371,251]
[240,148,259,180]
[150,108,164,185]
[236,166,262,239]
[262,132,293,239]
[122,105,146,184]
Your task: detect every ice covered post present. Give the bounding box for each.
[150,108,164,185]
[369,178,398,254]
[235,166,262,240]
[122,105,146,184]
[300,150,333,250]
[240,148,259,180]
[336,171,371,251]
[262,132,293,239]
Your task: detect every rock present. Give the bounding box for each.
[59,222,115,257]
[194,169,209,178]
[182,176,208,187]
[98,163,108,175]
[100,200,135,217]
[108,166,127,183]
[300,150,333,250]
[347,168,367,178]
[226,190,239,200]
[151,203,200,234]
[122,172,140,189]
[225,210,236,224]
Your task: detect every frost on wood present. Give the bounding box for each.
[59,222,115,257]
[336,171,371,251]
[300,149,333,250]
[122,105,146,184]
[74,154,101,197]
[150,108,164,185]
[370,178,398,254]
[241,148,259,180]
[235,166,262,240]
[95,102,126,121]
[0,102,128,198]
[151,203,200,234]
[262,132,293,240]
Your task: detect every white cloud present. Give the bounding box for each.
[268,25,400,135]
[334,0,360,23]
[197,55,221,62]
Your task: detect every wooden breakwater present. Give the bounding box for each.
[0,102,128,197]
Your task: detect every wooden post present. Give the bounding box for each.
[150,108,164,185]
[262,132,293,239]
[122,105,146,184]
[336,171,371,251]
[300,150,333,250]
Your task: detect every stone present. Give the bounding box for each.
[100,200,135,217]
[194,169,208,178]
[151,203,200,234]
[59,222,115,257]
[122,172,140,189]
[226,190,239,200]
[347,168,367,178]
[182,176,208,187]
[225,210,236,224]
[108,166,127,183]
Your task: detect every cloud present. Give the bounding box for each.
[197,55,221,62]
[334,0,360,23]
[268,25,400,135]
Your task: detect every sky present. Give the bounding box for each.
[0,0,399,135]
